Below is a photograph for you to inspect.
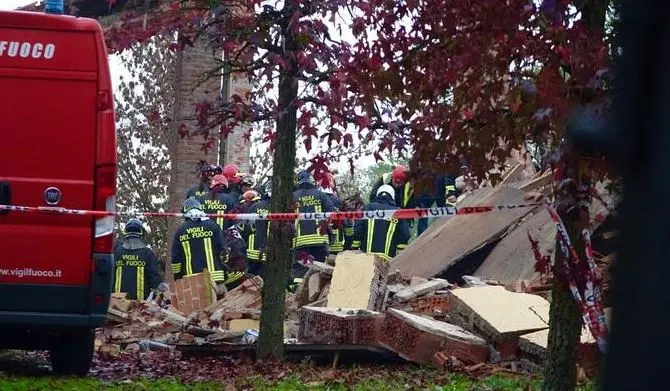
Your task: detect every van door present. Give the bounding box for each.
[0,26,99,302]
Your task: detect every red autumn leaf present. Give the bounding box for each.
[343,133,353,148]
[351,17,366,37]
[528,230,551,275]
[355,115,371,129]
[368,55,382,71]
[223,40,237,53]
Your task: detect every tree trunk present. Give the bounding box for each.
[257,18,299,360]
[541,2,610,389]
[542,207,585,391]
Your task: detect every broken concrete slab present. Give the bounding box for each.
[391,186,538,278]
[327,251,389,311]
[474,209,552,284]
[386,283,408,295]
[474,181,617,285]
[394,279,451,303]
[462,275,488,287]
[298,306,382,345]
[410,276,429,287]
[449,286,549,341]
[308,272,324,302]
[378,309,489,366]
[519,326,598,360]
[228,319,260,332]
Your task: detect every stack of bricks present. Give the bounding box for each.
[169,270,216,314]
[298,306,383,345]
[378,309,489,366]
[327,251,390,311]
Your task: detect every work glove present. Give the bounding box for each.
[157,282,169,293]
[214,282,228,296]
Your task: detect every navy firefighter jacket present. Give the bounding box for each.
[171,218,228,284]
[292,186,335,249]
[112,246,163,300]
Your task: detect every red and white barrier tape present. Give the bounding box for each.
[1,200,609,351]
[546,206,609,353]
[0,203,543,221]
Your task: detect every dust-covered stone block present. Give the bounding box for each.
[378,309,489,366]
[298,306,382,345]
[448,286,549,341]
[308,272,324,302]
[327,251,389,311]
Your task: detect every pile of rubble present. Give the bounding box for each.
[99,248,608,378]
[98,272,266,354]
[98,163,616,378]
[293,251,608,375]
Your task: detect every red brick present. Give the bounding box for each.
[494,336,519,360]
[406,295,453,314]
[378,309,488,366]
[298,307,382,345]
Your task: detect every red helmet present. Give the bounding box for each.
[210,175,229,189]
[242,190,261,203]
[391,165,409,184]
[222,164,239,178]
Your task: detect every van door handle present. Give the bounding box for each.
[0,181,10,215]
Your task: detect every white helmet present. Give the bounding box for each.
[376,184,395,201]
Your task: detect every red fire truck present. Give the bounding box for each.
[0,8,116,375]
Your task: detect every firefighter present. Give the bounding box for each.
[113,219,166,300]
[186,163,222,201]
[353,185,411,261]
[234,189,261,214]
[435,175,460,208]
[171,198,228,297]
[341,194,364,250]
[244,182,272,276]
[199,174,237,231]
[319,173,346,256]
[222,164,243,201]
[368,165,414,209]
[240,175,255,194]
[291,170,335,289]
[234,190,260,256]
[223,222,248,290]
[413,171,457,236]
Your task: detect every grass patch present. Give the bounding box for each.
[0,373,595,391]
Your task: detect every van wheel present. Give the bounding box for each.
[50,328,95,376]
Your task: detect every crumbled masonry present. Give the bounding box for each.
[100,167,613,379]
